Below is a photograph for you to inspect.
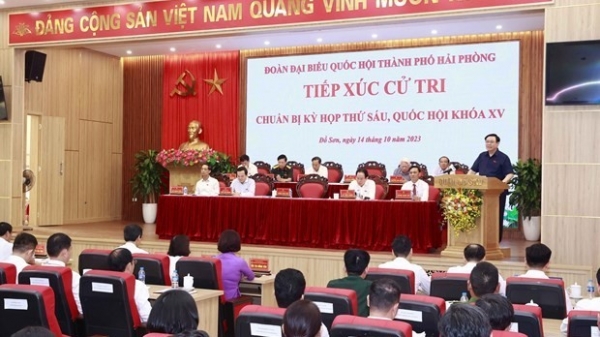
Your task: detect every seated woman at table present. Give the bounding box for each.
[167,234,191,277]
[348,168,376,200]
[216,229,255,300]
[147,290,208,336]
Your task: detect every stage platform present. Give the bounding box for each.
[24,221,593,290]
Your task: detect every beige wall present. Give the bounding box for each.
[542,0,600,268]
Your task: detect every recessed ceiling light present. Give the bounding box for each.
[216,44,222,49]
[126,50,132,55]
[169,47,176,52]
[371,34,378,39]
[317,38,323,43]
[264,41,270,46]
[431,29,438,35]
[496,25,503,30]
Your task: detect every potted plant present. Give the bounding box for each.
[130,149,166,224]
[509,158,542,241]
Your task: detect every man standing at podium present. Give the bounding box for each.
[468,134,514,242]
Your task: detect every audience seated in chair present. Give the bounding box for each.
[306,156,328,178]
[439,303,492,337]
[147,290,208,336]
[327,249,372,317]
[3,232,37,277]
[117,224,149,254]
[239,154,258,176]
[194,164,220,196]
[475,294,515,331]
[231,166,256,197]
[348,168,376,200]
[517,243,571,315]
[271,154,293,182]
[399,165,429,201]
[167,235,191,279]
[108,248,152,323]
[379,235,430,295]
[368,278,425,337]
[392,158,411,181]
[41,232,83,315]
[282,299,323,337]
[469,262,500,302]
[410,161,429,178]
[215,230,254,301]
[0,222,13,261]
[433,156,456,176]
[448,244,506,295]
[275,268,329,337]
[560,267,600,333]
[10,326,54,337]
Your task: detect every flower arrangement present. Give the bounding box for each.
[441,188,483,236]
[157,148,235,174]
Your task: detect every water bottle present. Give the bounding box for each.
[183,186,188,196]
[138,267,146,284]
[460,292,469,303]
[171,269,179,289]
[587,279,595,298]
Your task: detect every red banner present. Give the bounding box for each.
[9,0,551,45]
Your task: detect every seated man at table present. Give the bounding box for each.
[327,249,372,317]
[107,248,152,323]
[231,166,255,197]
[439,303,492,337]
[348,168,375,200]
[392,158,411,182]
[468,262,500,302]
[194,163,219,196]
[271,154,292,182]
[475,294,514,331]
[433,156,456,176]
[560,267,600,334]
[239,154,258,176]
[448,244,506,295]
[379,235,430,294]
[306,156,328,179]
[117,223,149,254]
[2,232,37,277]
[400,165,429,201]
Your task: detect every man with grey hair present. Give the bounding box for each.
[392,158,411,181]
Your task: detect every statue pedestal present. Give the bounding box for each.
[166,165,202,192]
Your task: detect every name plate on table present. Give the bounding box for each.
[395,190,412,200]
[219,187,233,196]
[343,175,356,183]
[340,189,355,199]
[170,186,184,195]
[34,244,46,257]
[226,173,237,181]
[276,188,292,198]
[250,258,271,274]
[390,176,406,184]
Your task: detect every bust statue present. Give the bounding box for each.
[179,120,210,151]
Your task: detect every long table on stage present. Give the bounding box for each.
[273,182,404,199]
[156,195,442,253]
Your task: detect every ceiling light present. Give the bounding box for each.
[496,25,503,30]
[371,34,378,39]
[169,47,176,52]
[264,41,270,46]
[216,44,222,49]
[317,38,323,43]
[126,50,132,55]
[431,29,438,35]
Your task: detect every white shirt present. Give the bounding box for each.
[239,163,258,177]
[134,279,152,323]
[348,179,376,200]
[319,322,329,337]
[306,165,329,179]
[4,255,30,280]
[117,242,149,254]
[42,259,83,315]
[433,165,456,176]
[560,296,600,334]
[447,261,506,296]
[168,255,182,278]
[367,316,425,337]
[0,237,12,261]
[379,257,431,295]
[400,180,429,201]
[230,178,256,196]
[518,269,572,316]
[194,176,220,196]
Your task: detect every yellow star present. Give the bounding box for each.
[204,68,227,95]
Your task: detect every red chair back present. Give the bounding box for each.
[331,315,412,337]
[250,174,274,196]
[506,277,566,319]
[429,186,441,202]
[253,161,271,175]
[0,262,16,284]
[296,174,328,198]
[366,267,415,294]
[78,248,112,274]
[133,253,170,286]
[512,304,543,337]
[492,331,528,337]
[19,265,78,335]
[430,272,470,301]
[567,310,598,337]
[175,257,224,302]
[358,161,387,178]
[235,305,286,337]
[304,286,358,330]
[397,294,445,336]
[369,175,389,200]
[287,161,305,182]
[323,161,344,182]
[0,284,64,337]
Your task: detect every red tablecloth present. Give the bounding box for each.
[274,182,404,199]
[156,196,442,253]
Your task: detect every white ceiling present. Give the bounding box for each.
[0,0,545,57]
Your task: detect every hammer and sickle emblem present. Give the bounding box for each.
[170,69,197,97]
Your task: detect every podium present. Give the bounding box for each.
[166,164,202,192]
[434,175,508,260]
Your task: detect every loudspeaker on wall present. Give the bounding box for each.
[25,50,47,82]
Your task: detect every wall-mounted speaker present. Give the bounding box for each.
[25,50,47,82]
